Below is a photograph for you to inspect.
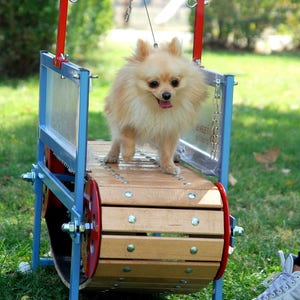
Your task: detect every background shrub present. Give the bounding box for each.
[67,0,113,59]
[0,0,113,78]
[190,0,300,51]
[0,0,58,78]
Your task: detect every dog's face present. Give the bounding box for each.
[128,38,188,109]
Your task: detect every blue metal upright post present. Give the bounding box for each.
[212,74,234,300]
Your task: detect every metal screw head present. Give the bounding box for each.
[127,244,135,252]
[190,246,198,254]
[128,215,136,224]
[124,191,133,198]
[123,267,131,273]
[185,268,193,274]
[191,217,200,226]
[188,193,196,199]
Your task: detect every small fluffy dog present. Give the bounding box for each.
[104,37,206,175]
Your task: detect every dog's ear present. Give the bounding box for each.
[167,37,182,56]
[128,39,152,62]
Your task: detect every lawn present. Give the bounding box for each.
[0,38,299,300]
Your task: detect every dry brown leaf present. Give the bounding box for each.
[253,147,280,169]
[229,173,238,186]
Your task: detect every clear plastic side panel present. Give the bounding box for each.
[177,69,226,176]
[45,69,79,153]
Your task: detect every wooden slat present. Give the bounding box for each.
[99,187,221,208]
[100,235,223,261]
[94,260,219,280]
[102,207,224,235]
[87,280,211,293]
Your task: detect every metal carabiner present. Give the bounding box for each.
[186,0,198,8]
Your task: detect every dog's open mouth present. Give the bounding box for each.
[157,99,173,109]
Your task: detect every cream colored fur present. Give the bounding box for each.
[104,37,206,175]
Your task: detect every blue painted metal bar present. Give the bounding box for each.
[219,74,234,191]
[69,66,90,300]
[37,161,79,218]
[212,74,234,300]
[32,57,49,270]
[39,258,55,266]
[32,164,43,270]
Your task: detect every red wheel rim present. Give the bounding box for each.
[214,182,230,280]
[82,178,101,278]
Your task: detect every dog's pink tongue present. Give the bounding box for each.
[158,100,173,109]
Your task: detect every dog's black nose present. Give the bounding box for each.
[162,92,171,100]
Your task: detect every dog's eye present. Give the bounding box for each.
[148,80,159,88]
[171,79,179,87]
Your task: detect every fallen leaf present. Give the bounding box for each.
[229,173,238,186]
[281,168,291,175]
[285,180,296,186]
[253,147,280,169]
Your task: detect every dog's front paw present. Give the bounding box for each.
[103,154,119,164]
[122,149,135,163]
[161,164,180,175]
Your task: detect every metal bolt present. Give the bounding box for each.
[188,193,196,199]
[190,246,198,254]
[233,225,244,235]
[185,268,193,274]
[127,244,135,252]
[21,171,35,183]
[179,279,188,284]
[123,267,131,273]
[128,215,136,224]
[79,224,86,232]
[191,217,200,226]
[38,173,45,180]
[61,223,75,233]
[124,191,133,198]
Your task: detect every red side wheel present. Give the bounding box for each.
[82,177,101,278]
[214,182,231,280]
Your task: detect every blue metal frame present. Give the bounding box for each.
[213,74,234,300]
[32,51,90,300]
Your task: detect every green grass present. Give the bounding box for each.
[0,39,300,300]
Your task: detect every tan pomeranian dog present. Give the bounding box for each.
[104,37,206,175]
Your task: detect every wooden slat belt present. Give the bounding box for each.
[83,141,226,293]
[100,235,223,261]
[102,207,224,235]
